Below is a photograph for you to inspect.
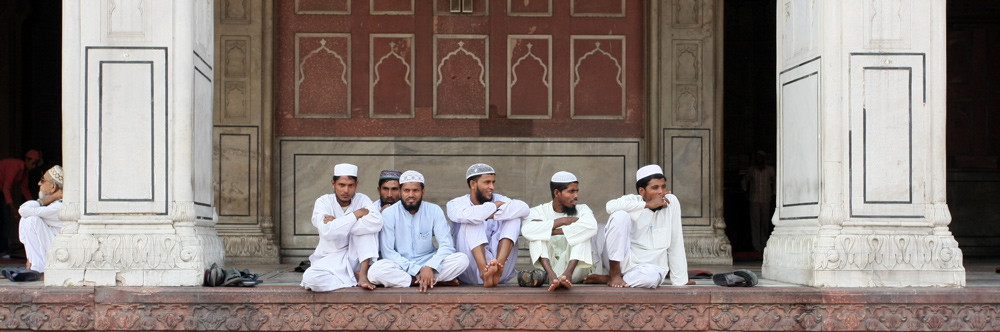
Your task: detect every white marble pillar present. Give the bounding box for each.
[47,0,224,286]
[765,0,964,287]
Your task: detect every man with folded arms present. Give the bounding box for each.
[18,165,63,273]
[522,171,599,291]
[585,165,689,288]
[301,163,383,292]
[369,170,469,292]
[447,163,529,287]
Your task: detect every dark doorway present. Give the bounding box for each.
[722,0,777,257]
[0,0,62,254]
[946,0,1000,258]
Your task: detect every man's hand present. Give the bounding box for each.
[380,203,391,212]
[353,208,370,218]
[323,215,335,224]
[417,266,435,292]
[554,217,579,228]
[645,195,670,210]
[42,190,63,206]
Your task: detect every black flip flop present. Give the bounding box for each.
[712,272,746,287]
[517,269,547,287]
[10,268,41,282]
[732,269,758,287]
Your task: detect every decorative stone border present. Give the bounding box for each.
[0,286,995,331]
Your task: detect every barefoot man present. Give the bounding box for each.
[447,163,529,287]
[584,165,689,288]
[369,170,469,292]
[522,171,599,291]
[301,163,383,291]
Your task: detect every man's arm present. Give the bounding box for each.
[665,195,689,286]
[422,205,455,274]
[605,194,646,216]
[560,205,598,246]
[445,196,496,225]
[18,200,59,221]
[493,195,529,220]
[379,210,416,274]
[350,199,384,236]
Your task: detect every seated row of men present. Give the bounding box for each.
[300,162,689,292]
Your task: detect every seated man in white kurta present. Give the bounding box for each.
[369,170,469,292]
[521,171,599,291]
[18,165,64,273]
[301,163,383,292]
[585,165,689,288]
[447,163,529,287]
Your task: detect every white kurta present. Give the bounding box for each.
[301,193,383,292]
[605,194,688,286]
[18,199,62,273]
[446,193,529,285]
[521,202,598,283]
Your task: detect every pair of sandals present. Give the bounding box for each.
[712,269,759,287]
[517,269,548,287]
[203,263,263,287]
[1,267,41,282]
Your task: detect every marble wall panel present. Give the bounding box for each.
[295,0,350,15]
[279,138,640,256]
[781,0,817,63]
[863,0,911,49]
[371,0,413,15]
[508,0,551,17]
[434,35,489,119]
[101,0,153,41]
[84,47,168,215]
[215,128,258,222]
[222,0,250,24]
[370,34,414,118]
[849,54,927,219]
[295,34,351,118]
[672,0,703,28]
[507,35,552,119]
[571,0,625,17]
[663,129,711,226]
[778,58,821,219]
[571,36,626,119]
[194,60,214,220]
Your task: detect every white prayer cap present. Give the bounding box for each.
[550,171,577,183]
[46,165,64,187]
[399,170,424,184]
[636,165,664,182]
[334,163,358,177]
[466,163,495,179]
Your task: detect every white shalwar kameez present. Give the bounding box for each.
[301,193,383,292]
[521,202,600,283]
[604,194,688,288]
[447,193,529,285]
[369,201,469,287]
[18,199,62,273]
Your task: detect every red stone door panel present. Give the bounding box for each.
[276,0,644,138]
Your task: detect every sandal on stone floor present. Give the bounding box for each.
[9,268,41,282]
[713,272,747,287]
[238,269,262,287]
[732,269,758,287]
[517,269,547,287]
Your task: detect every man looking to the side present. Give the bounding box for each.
[18,165,63,273]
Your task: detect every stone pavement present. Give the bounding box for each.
[0,259,996,331]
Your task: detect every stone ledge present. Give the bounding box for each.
[0,285,996,331]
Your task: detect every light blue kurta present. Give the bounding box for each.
[379,201,455,275]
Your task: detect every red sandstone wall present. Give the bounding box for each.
[275,0,644,138]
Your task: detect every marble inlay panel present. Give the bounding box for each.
[571,36,626,119]
[434,35,489,119]
[295,34,351,118]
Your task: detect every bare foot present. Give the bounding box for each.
[482,260,499,287]
[547,278,562,291]
[356,272,375,290]
[493,261,503,286]
[583,274,609,284]
[436,279,460,287]
[559,275,574,289]
[608,274,629,288]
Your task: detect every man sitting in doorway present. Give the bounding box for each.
[18,165,63,273]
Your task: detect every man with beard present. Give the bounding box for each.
[18,165,63,273]
[584,165,689,288]
[301,163,384,292]
[369,170,469,292]
[447,163,529,287]
[374,170,402,211]
[521,171,600,291]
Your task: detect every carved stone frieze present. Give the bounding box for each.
[684,230,732,265]
[816,234,964,271]
[220,234,280,264]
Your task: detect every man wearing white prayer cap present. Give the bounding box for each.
[446,163,530,287]
[521,171,602,291]
[368,171,470,292]
[584,164,690,288]
[301,163,384,292]
[18,165,63,272]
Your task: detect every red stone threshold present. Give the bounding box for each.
[0,285,996,331]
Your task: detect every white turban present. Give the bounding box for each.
[550,171,577,183]
[334,163,358,177]
[466,163,495,179]
[399,170,424,184]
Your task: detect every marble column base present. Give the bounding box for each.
[763,227,966,287]
[44,222,225,287]
[685,228,733,265]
